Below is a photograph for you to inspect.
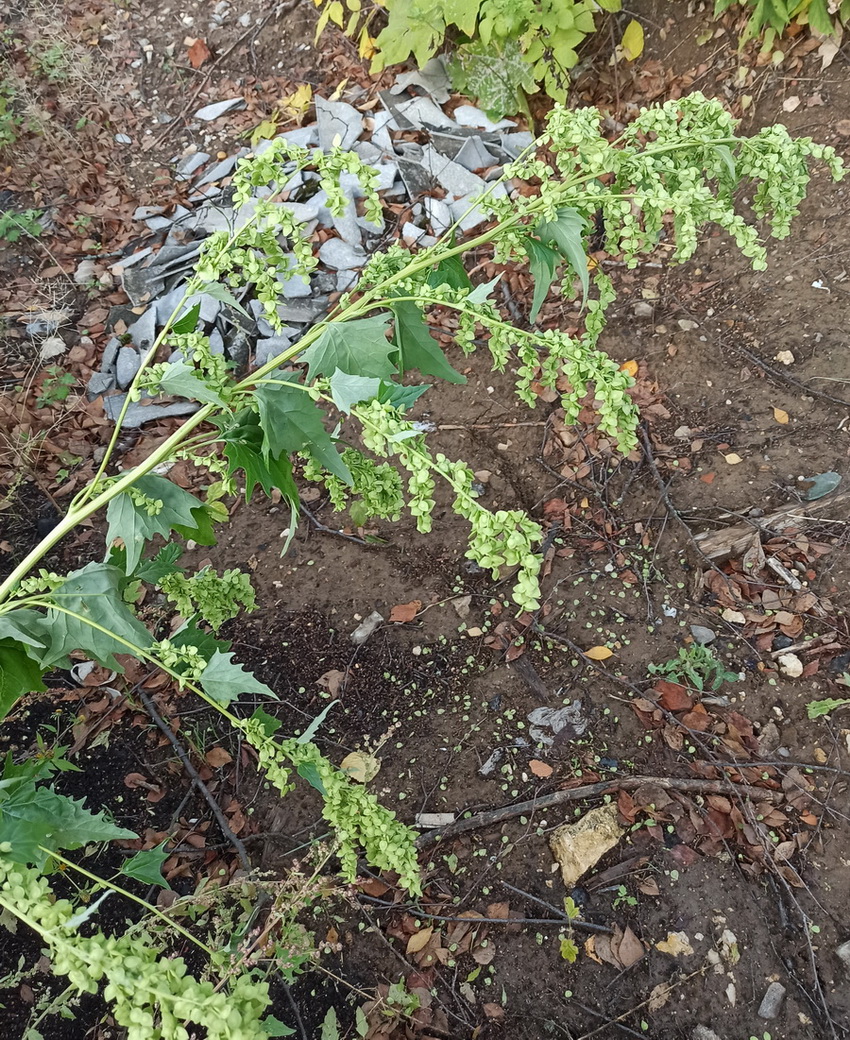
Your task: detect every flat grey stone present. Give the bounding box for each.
[277,125,318,148]
[332,200,363,246]
[111,247,154,274]
[448,194,492,232]
[395,95,456,130]
[194,154,240,186]
[390,56,451,104]
[115,133,132,145]
[128,306,158,350]
[87,371,115,399]
[690,625,716,645]
[167,350,185,364]
[116,346,142,389]
[319,238,365,270]
[226,331,250,370]
[278,296,329,323]
[336,269,357,291]
[422,144,487,198]
[378,90,415,130]
[396,158,436,198]
[424,197,453,236]
[311,271,337,295]
[757,982,786,1020]
[145,215,175,231]
[315,96,362,152]
[133,206,166,221]
[278,264,311,298]
[101,336,122,373]
[453,104,516,131]
[282,199,322,224]
[103,393,200,427]
[500,131,535,159]
[401,221,426,244]
[254,334,296,368]
[370,109,396,151]
[454,136,498,172]
[176,152,210,179]
[195,97,246,121]
[353,140,383,164]
[837,940,850,971]
[208,329,225,355]
[692,1029,723,1040]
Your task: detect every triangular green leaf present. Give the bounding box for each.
[199,650,277,704]
[0,784,136,867]
[255,378,351,483]
[171,302,201,335]
[136,544,184,585]
[377,380,430,412]
[262,1016,297,1038]
[249,705,282,738]
[427,252,472,292]
[329,370,381,413]
[120,842,172,888]
[535,207,589,306]
[391,301,465,384]
[106,475,205,573]
[467,274,501,304]
[157,361,227,407]
[296,760,326,796]
[0,609,49,653]
[198,282,251,318]
[43,562,153,671]
[298,316,394,381]
[171,616,232,661]
[523,236,562,322]
[0,641,47,723]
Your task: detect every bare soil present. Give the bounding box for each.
[1,1,850,1039]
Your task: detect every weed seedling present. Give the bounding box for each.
[648,643,738,692]
[36,367,75,408]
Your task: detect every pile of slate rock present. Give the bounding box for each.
[92,58,532,427]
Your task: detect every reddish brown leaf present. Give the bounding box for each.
[389,599,421,623]
[205,747,232,768]
[187,38,211,68]
[529,759,553,778]
[654,680,694,712]
[317,669,345,696]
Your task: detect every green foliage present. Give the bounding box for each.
[715,0,849,47]
[0,93,842,1037]
[648,643,739,692]
[35,366,75,408]
[806,694,850,719]
[316,0,622,118]
[0,208,43,243]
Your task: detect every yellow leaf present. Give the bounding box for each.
[250,117,279,147]
[281,84,312,124]
[723,452,743,465]
[621,19,645,60]
[359,29,377,59]
[773,407,789,424]
[585,645,614,660]
[328,0,345,26]
[406,927,433,954]
[620,359,639,377]
[329,77,349,101]
[339,750,380,783]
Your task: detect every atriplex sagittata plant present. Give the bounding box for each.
[0,93,842,1036]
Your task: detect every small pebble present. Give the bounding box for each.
[757,981,787,1019]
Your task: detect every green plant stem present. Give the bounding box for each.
[40,846,215,955]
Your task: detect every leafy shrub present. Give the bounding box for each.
[715,0,848,46]
[314,0,623,117]
[0,94,842,1035]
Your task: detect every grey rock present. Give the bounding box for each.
[195,97,246,121]
[453,104,516,131]
[112,246,154,274]
[448,194,489,233]
[278,125,318,148]
[278,263,312,298]
[282,199,322,224]
[690,624,716,645]
[102,393,199,427]
[167,350,185,364]
[396,157,436,198]
[401,221,427,245]
[145,215,175,231]
[479,749,503,776]
[254,333,296,368]
[114,133,132,144]
[132,206,166,221]
[311,271,338,294]
[100,336,122,373]
[319,238,365,270]
[454,136,498,172]
[390,56,451,104]
[370,109,396,151]
[758,720,781,755]
[195,153,240,185]
[116,346,142,389]
[395,95,456,130]
[128,306,158,350]
[692,1029,723,1040]
[500,131,535,158]
[336,269,357,291]
[837,940,850,971]
[315,96,362,152]
[353,140,383,164]
[527,702,588,746]
[332,200,363,245]
[757,982,786,1019]
[87,371,115,399]
[350,610,384,645]
[378,89,416,130]
[422,145,488,198]
[226,331,250,370]
[176,152,210,179]
[278,297,329,323]
[634,301,654,318]
[74,258,98,285]
[375,162,398,192]
[208,329,225,355]
[424,197,453,236]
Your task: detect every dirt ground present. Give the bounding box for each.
[2,1,850,1039]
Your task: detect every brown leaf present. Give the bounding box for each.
[585,644,613,660]
[406,927,433,954]
[483,1003,505,1019]
[611,924,644,968]
[187,38,211,68]
[317,669,345,696]
[648,982,673,1010]
[472,939,496,964]
[205,747,233,768]
[529,759,553,778]
[389,599,421,623]
[654,680,693,712]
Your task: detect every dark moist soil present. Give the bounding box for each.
[2,0,850,1038]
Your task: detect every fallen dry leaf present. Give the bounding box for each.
[655,931,694,956]
[649,981,673,1011]
[585,645,613,660]
[406,927,433,954]
[620,359,639,377]
[340,750,380,783]
[529,759,553,778]
[773,407,789,425]
[187,38,211,68]
[389,599,421,623]
[317,669,345,696]
[549,804,625,888]
[782,96,801,113]
[723,452,743,465]
[205,747,232,768]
